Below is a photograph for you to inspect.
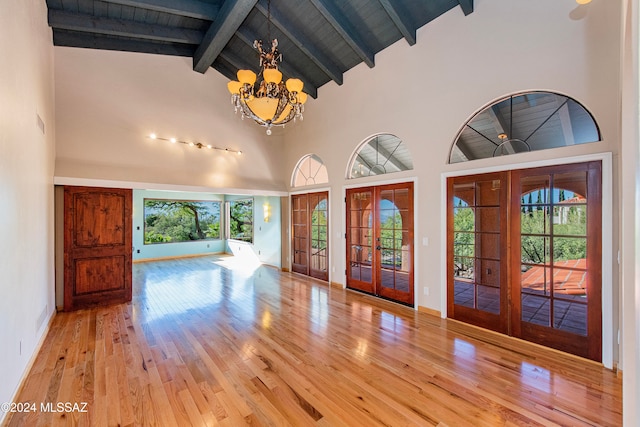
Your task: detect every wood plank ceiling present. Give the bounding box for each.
[46,0,474,99]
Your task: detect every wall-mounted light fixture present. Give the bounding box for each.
[148,133,242,155]
[263,202,271,223]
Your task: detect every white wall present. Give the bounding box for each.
[621,0,639,424]
[0,0,56,421]
[54,47,288,192]
[225,195,282,268]
[282,0,622,359]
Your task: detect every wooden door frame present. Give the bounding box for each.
[343,177,418,307]
[441,152,614,368]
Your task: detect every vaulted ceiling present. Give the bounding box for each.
[46,0,474,99]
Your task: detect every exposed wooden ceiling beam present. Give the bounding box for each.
[458,0,474,16]
[361,141,410,172]
[309,0,375,68]
[452,138,473,161]
[48,10,203,45]
[100,0,218,20]
[218,50,257,75]
[557,101,576,146]
[378,0,416,46]
[488,105,515,154]
[52,29,196,57]
[234,27,318,98]
[254,1,343,86]
[213,56,247,83]
[193,0,258,73]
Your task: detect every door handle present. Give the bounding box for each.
[376,245,381,250]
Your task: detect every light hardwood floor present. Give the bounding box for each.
[5,255,621,426]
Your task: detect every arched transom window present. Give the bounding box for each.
[348,133,413,179]
[291,154,329,187]
[449,91,601,164]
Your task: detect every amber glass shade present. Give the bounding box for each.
[263,69,282,84]
[286,78,303,93]
[227,81,242,94]
[237,70,257,85]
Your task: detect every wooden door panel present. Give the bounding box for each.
[64,186,132,311]
[74,256,127,294]
[74,193,126,246]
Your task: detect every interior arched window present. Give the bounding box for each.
[291,154,329,187]
[348,133,413,179]
[449,91,601,164]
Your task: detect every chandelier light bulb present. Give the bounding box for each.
[170,138,177,143]
[149,133,157,139]
[576,0,592,4]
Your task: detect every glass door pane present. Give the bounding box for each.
[513,162,601,361]
[309,193,328,280]
[448,173,508,334]
[291,194,309,275]
[377,184,413,305]
[346,189,374,294]
[519,172,588,334]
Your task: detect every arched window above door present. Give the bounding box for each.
[449,91,601,164]
[291,154,329,187]
[347,133,413,179]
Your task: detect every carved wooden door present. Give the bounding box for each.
[64,186,132,311]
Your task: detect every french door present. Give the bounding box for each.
[291,192,329,281]
[346,182,414,306]
[447,161,602,361]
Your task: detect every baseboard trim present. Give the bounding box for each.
[281,267,290,272]
[1,310,56,427]
[133,252,225,263]
[329,281,344,289]
[417,306,441,317]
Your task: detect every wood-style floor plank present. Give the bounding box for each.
[3,255,622,426]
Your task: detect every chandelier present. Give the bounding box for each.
[226,1,307,135]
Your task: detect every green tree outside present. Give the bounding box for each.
[144,200,221,244]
